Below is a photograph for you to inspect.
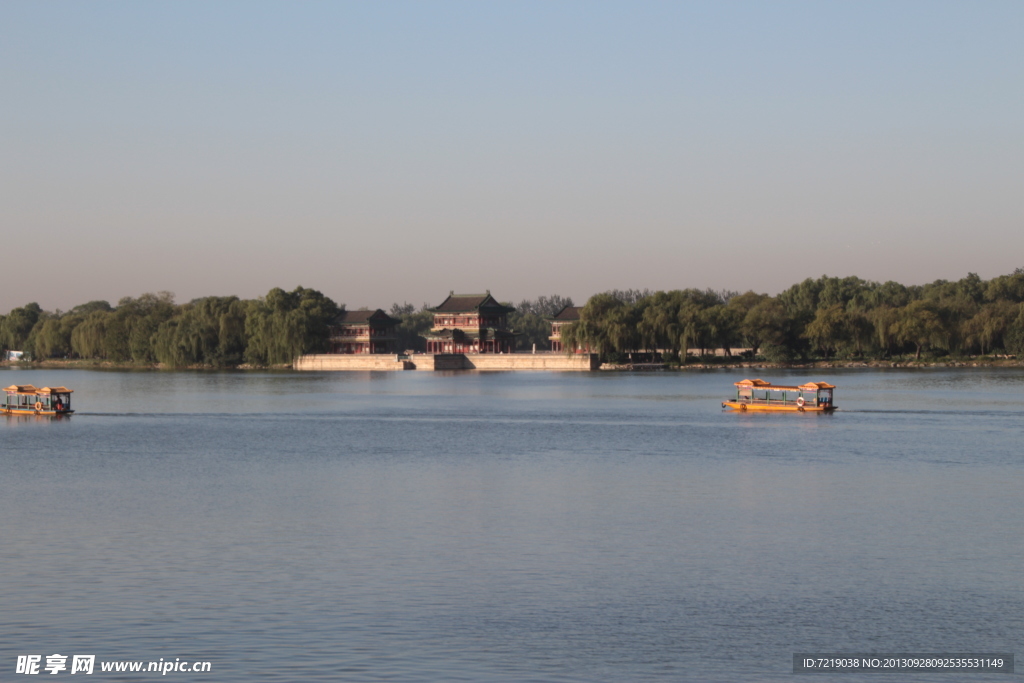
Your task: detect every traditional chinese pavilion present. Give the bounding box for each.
[329,309,399,354]
[425,292,517,354]
[549,305,584,352]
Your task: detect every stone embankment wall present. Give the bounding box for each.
[459,353,599,371]
[411,353,599,371]
[294,355,413,371]
[294,353,599,372]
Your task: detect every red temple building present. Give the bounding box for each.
[328,309,399,354]
[425,292,517,354]
[549,306,585,352]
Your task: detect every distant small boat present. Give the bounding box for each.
[722,379,836,412]
[2,385,74,416]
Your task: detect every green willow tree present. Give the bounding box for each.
[118,292,177,362]
[1004,304,1024,357]
[964,300,1018,355]
[803,304,849,359]
[1,303,42,355]
[244,287,340,366]
[895,300,944,360]
[152,296,248,367]
[70,311,112,359]
[638,291,686,358]
[737,297,785,357]
[33,314,82,359]
[560,293,625,358]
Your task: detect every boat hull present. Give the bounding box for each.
[722,401,835,413]
[2,408,74,416]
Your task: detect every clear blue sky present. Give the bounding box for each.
[3,1,1022,312]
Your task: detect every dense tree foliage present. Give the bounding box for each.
[2,287,340,367]
[1,303,42,351]
[559,271,1024,362]
[243,287,339,366]
[154,296,248,367]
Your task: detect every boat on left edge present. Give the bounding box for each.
[2,385,74,416]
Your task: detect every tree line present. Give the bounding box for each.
[560,270,1024,362]
[0,287,340,367]
[5,272,1024,366]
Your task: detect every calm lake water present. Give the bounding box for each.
[2,367,1022,682]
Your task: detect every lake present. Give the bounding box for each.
[2,367,1022,681]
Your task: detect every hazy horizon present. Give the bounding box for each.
[4,1,1022,314]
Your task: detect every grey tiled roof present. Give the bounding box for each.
[550,306,582,321]
[431,293,514,314]
[334,309,397,325]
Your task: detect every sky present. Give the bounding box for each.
[2,1,1023,313]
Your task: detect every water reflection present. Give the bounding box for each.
[4,413,72,425]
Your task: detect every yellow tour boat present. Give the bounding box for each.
[722,379,835,412]
[2,385,74,416]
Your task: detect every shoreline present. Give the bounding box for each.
[4,357,1023,372]
[607,359,1024,371]
[0,359,290,371]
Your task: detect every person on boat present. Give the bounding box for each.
[54,398,63,411]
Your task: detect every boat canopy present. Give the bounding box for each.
[797,381,835,390]
[38,386,73,395]
[4,384,73,395]
[4,384,40,394]
[733,379,835,391]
